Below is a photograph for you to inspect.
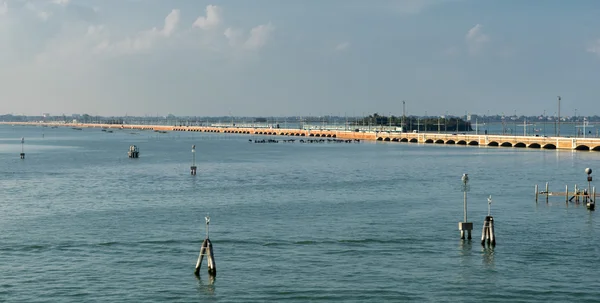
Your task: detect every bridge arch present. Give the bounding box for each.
[592,146,600,151]
[384,137,391,141]
[488,141,499,146]
[514,142,526,148]
[409,138,418,143]
[543,144,556,149]
[575,145,590,151]
[457,140,467,145]
[377,137,383,141]
[425,139,434,144]
[400,138,408,142]
[528,143,541,148]
[392,138,399,142]
[435,139,444,144]
[446,140,455,144]
[500,142,512,147]
[468,141,479,146]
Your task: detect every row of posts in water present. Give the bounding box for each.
[534,168,596,210]
[460,167,596,247]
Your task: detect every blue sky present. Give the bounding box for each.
[1,0,600,117]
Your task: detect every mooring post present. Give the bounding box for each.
[565,185,569,203]
[575,184,579,203]
[535,184,538,203]
[458,174,473,240]
[586,168,592,202]
[481,196,496,246]
[585,168,595,211]
[545,182,549,203]
[20,137,25,159]
[190,144,197,175]
[194,214,216,277]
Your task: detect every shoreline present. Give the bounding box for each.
[2,121,600,152]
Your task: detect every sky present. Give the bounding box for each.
[1,0,600,117]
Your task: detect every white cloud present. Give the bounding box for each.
[243,23,274,51]
[587,39,600,56]
[98,9,180,55]
[162,9,179,37]
[224,27,243,46]
[193,5,221,30]
[465,24,489,55]
[0,1,7,16]
[335,42,350,51]
[5,3,273,66]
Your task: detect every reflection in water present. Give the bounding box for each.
[482,246,495,268]
[196,274,216,296]
[459,240,472,257]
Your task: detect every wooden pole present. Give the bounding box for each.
[546,182,549,203]
[194,239,208,276]
[535,184,538,203]
[566,185,569,203]
[489,217,496,246]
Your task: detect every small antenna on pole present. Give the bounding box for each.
[205,213,210,239]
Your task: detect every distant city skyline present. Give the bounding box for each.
[1,0,600,117]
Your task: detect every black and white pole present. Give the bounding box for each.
[195,214,216,277]
[481,195,496,246]
[20,137,25,159]
[585,168,595,210]
[191,145,197,175]
[458,173,473,239]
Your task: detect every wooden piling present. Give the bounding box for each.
[128,145,139,158]
[481,216,496,247]
[206,239,217,276]
[545,182,549,203]
[195,215,216,277]
[194,239,208,276]
[565,185,569,203]
[535,184,538,203]
[489,217,496,246]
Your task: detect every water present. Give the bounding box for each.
[1,125,599,302]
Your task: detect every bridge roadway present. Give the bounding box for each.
[6,122,600,151]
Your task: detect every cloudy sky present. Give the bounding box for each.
[1,0,600,117]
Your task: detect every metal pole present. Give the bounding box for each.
[462,174,469,222]
[205,214,210,239]
[464,191,467,222]
[557,96,561,137]
[402,101,406,132]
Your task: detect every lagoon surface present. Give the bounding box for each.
[1,125,599,302]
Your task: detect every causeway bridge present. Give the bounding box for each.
[5,122,600,151]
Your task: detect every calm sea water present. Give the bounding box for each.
[1,125,599,302]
